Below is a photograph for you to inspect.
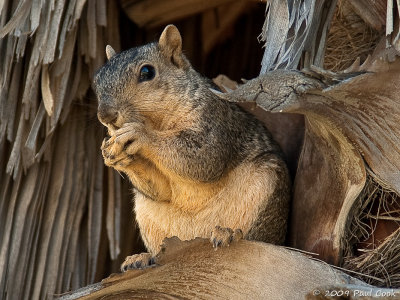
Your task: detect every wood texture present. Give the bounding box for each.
[60,237,369,300]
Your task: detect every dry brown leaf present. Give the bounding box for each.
[41,65,54,116]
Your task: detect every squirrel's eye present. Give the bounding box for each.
[139,65,155,82]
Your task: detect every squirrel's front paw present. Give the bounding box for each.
[101,122,147,168]
[101,136,133,168]
[121,253,155,272]
[210,226,243,249]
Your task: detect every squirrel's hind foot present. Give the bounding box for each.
[121,252,155,272]
[210,226,243,250]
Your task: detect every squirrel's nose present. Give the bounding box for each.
[98,104,118,125]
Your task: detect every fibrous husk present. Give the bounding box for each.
[343,175,400,287]
[345,227,400,288]
[324,0,382,71]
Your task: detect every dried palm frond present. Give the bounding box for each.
[0,1,140,299]
[259,0,338,73]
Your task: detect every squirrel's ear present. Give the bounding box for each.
[159,25,187,68]
[106,45,116,60]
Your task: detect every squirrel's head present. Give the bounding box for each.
[94,25,201,133]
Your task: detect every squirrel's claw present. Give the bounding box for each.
[210,226,243,250]
[121,253,155,272]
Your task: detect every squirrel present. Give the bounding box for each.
[93,25,290,271]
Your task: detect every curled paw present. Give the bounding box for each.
[101,136,133,168]
[114,122,147,155]
[101,122,147,166]
[210,226,243,249]
[120,253,155,272]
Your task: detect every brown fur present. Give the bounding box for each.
[94,25,290,260]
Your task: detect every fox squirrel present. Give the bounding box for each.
[94,25,290,271]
